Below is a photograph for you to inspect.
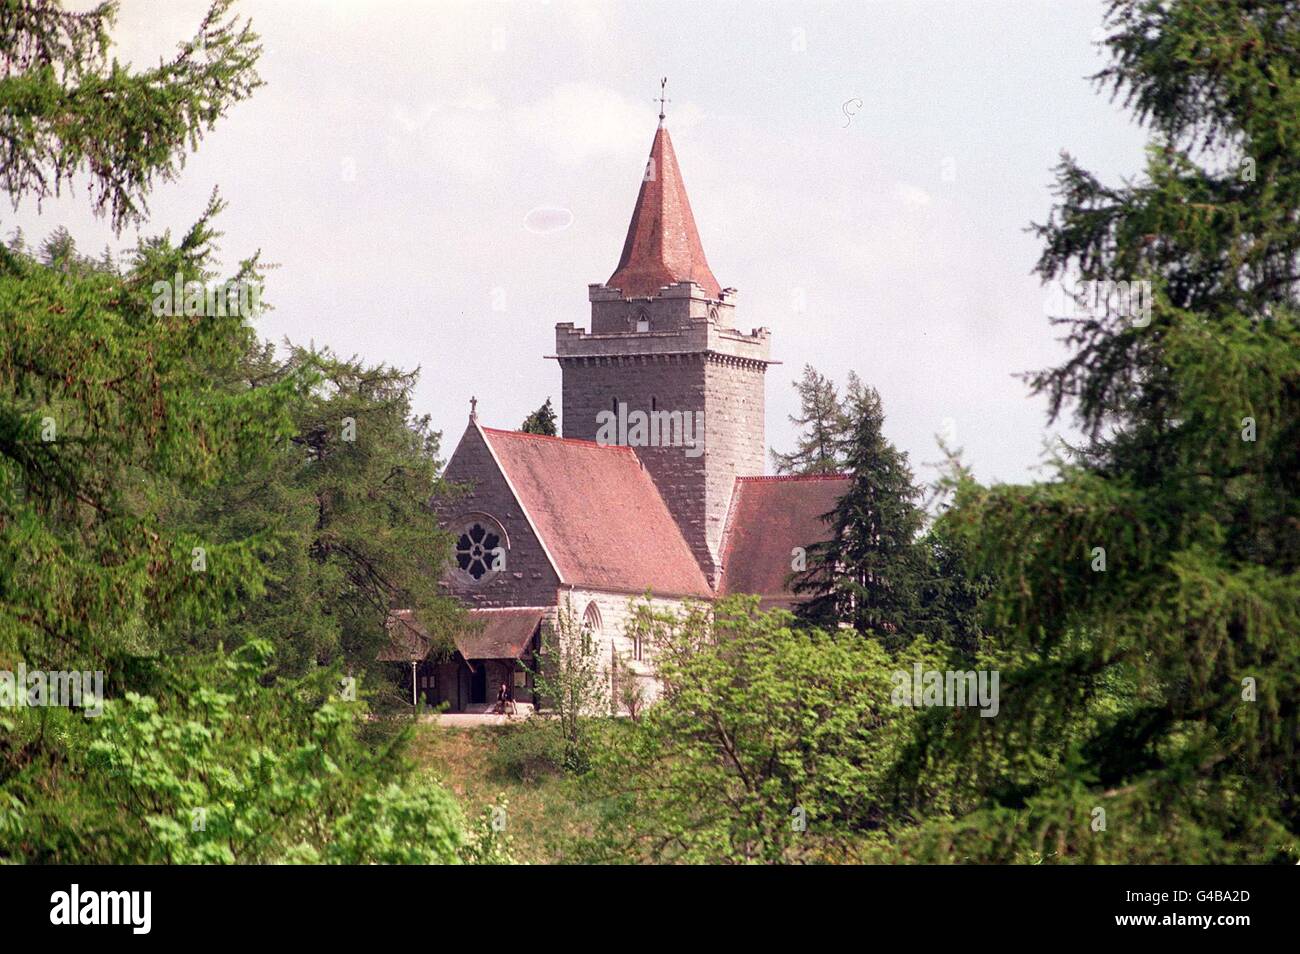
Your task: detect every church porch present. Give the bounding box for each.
[380,607,547,714]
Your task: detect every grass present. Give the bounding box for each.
[407,722,600,863]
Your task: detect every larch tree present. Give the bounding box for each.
[888,0,1300,863]
[771,364,847,475]
[0,0,470,863]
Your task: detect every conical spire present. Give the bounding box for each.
[607,123,721,300]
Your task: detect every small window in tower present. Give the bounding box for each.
[635,308,650,332]
[651,396,657,412]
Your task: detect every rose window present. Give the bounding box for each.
[455,522,501,581]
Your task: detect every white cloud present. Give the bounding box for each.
[895,182,934,207]
[14,0,1145,487]
[512,83,657,167]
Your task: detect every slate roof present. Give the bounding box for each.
[377,609,433,662]
[455,607,546,660]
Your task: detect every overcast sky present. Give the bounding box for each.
[15,0,1149,486]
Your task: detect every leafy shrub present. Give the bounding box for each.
[490,720,565,783]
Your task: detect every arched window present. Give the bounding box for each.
[582,602,602,654]
[632,630,643,662]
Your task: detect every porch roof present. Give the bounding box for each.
[455,607,546,660]
[377,609,432,662]
[378,607,546,662]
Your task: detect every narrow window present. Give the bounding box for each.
[582,602,602,655]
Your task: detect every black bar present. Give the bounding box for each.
[0,864,1285,941]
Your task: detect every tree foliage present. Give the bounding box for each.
[532,599,609,772]
[770,365,849,475]
[578,597,940,863]
[154,341,462,687]
[3,642,464,864]
[795,384,926,644]
[0,185,300,673]
[1,0,263,231]
[0,0,472,864]
[883,0,1300,863]
[519,397,557,436]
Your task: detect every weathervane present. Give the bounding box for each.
[656,77,670,123]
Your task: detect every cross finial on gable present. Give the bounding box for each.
[469,395,478,421]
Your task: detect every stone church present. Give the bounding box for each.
[383,113,849,712]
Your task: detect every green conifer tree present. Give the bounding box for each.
[890,0,1300,863]
[795,385,925,644]
[519,397,557,436]
[0,1,471,862]
[771,365,846,474]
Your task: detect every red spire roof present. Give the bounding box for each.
[607,124,721,300]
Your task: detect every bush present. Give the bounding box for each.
[16,641,475,865]
[578,597,941,863]
[326,782,465,865]
[489,721,566,783]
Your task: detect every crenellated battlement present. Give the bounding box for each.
[555,283,771,366]
[553,122,772,584]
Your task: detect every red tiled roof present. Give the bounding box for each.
[607,124,721,300]
[718,474,850,610]
[481,427,712,598]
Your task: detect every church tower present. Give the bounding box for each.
[553,108,773,582]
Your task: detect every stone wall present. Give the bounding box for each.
[436,421,560,607]
[703,353,767,562]
[545,588,704,715]
[588,280,736,334]
[559,351,714,576]
[555,298,771,583]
